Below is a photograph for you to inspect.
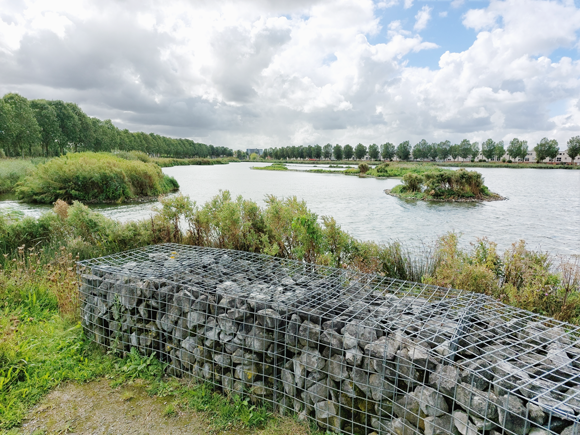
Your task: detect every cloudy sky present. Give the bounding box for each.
[1,0,579,150]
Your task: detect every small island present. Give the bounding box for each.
[385,169,505,202]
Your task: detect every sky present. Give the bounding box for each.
[1,0,580,150]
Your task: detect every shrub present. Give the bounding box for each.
[375,162,390,174]
[15,152,178,203]
[0,159,35,193]
[402,173,423,192]
[358,162,369,174]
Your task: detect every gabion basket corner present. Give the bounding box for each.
[78,243,580,435]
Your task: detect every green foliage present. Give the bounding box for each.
[401,173,423,192]
[0,159,35,193]
[358,162,369,174]
[534,137,559,163]
[412,139,430,160]
[354,143,367,160]
[368,144,379,160]
[1,92,234,158]
[507,138,528,161]
[567,136,580,164]
[332,144,343,160]
[0,311,114,429]
[15,152,179,203]
[482,138,496,160]
[381,142,395,160]
[343,144,354,159]
[396,141,411,161]
[113,348,166,385]
[375,162,390,174]
[253,163,288,171]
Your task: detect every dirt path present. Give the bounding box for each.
[16,379,308,435]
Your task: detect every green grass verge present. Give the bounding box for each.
[0,159,42,194]
[14,152,179,203]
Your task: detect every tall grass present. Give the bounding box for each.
[14,152,179,203]
[0,160,36,194]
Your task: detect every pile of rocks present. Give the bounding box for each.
[79,244,580,435]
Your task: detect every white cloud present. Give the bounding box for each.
[414,6,432,32]
[0,0,579,149]
[404,0,414,9]
[439,11,448,18]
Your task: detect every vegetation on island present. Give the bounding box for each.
[387,168,503,202]
[252,163,289,171]
[0,93,233,158]
[1,192,579,430]
[14,152,179,203]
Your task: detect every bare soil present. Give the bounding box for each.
[15,379,310,435]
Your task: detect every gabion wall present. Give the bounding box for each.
[79,244,580,435]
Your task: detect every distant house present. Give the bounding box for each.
[246,148,263,156]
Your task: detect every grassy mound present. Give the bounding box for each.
[15,152,179,203]
[252,163,288,171]
[388,168,503,201]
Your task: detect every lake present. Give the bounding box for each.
[1,162,579,256]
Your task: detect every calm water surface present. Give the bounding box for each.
[1,162,579,255]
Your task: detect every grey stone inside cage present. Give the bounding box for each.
[78,243,580,435]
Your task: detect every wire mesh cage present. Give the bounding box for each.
[78,243,580,435]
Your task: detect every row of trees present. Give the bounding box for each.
[0,93,233,158]
[263,137,580,163]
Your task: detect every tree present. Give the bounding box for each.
[314,144,322,159]
[381,142,395,160]
[396,141,411,161]
[507,138,528,162]
[0,99,14,156]
[428,143,438,161]
[449,144,460,160]
[567,136,580,165]
[368,143,379,160]
[333,144,343,160]
[323,143,332,159]
[343,144,354,160]
[2,93,41,157]
[30,99,61,157]
[482,138,496,160]
[495,140,505,161]
[49,100,80,155]
[471,142,480,160]
[412,139,429,160]
[534,137,559,163]
[458,139,472,160]
[437,140,451,161]
[354,143,367,160]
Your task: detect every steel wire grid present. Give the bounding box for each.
[78,243,580,435]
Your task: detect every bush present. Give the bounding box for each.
[402,173,423,192]
[15,152,179,203]
[358,162,369,174]
[375,162,390,174]
[0,159,35,193]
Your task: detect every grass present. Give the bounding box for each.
[1,194,579,432]
[14,152,179,203]
[252,163,289,171]
[0,159,39,194]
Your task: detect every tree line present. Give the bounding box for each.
[263,137,580,163]
[0,93,233,158]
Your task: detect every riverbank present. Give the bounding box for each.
[1,193,579,431]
